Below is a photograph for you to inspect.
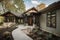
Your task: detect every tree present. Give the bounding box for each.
[14,0,25,13]
[1,0,25,13]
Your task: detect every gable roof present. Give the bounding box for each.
[11,11,23,17]
[24,7,38,14]
[39,1,60,13]
[1,11,23,17]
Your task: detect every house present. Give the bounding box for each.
[0,11,24,24]
[36,3,46,11]
[23,7,40,26]
[38,1,60,37]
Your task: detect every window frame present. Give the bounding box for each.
[47,10,56,28]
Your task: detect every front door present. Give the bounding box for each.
[28,16,33,26]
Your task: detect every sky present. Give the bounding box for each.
[23,0,59,10]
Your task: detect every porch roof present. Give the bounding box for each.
[0,11,23,18]
[24,7,38,14]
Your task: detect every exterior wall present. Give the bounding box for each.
[2,13,19,23]
[40,9,60,37]
[56,9,60,35]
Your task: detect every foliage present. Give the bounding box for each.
[14,0,25,13]
[0,16,4,24]
[1,0,25,13]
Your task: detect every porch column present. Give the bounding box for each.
[14,17,16,23]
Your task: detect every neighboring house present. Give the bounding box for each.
[36,3,46,11]
[23,7,40,26]
[0,11,24,24]
[38,1,60,37]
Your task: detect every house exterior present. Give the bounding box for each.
[38,1,60,37]
[23,7,40,26]
[36,3,46,11]
[0,11,24,24]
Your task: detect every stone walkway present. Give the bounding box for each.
[12,25,33,40]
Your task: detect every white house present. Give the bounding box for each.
[38,1,60,37]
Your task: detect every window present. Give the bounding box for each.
[47,10,56,28]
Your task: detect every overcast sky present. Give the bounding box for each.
[23,0,59,10]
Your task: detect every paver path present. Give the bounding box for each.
[12,25,33,40]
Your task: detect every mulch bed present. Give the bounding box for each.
[0,26,17,40]
[28,27,60,40]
